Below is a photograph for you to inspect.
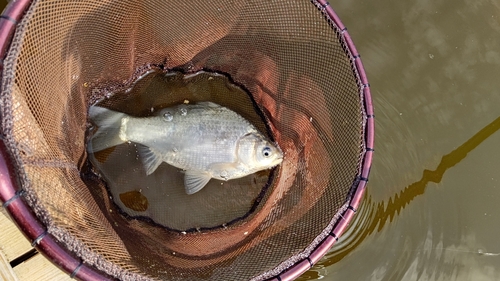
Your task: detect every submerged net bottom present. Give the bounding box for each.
[87,70,278,231]
[0,0,365,280]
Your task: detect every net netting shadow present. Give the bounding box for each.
[0,0,374,280]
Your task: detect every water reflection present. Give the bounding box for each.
[301,0,500,279]
[2,0,498,279]
[301,115,500,279]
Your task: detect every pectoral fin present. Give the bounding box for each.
[137,145,163,175]
[184,170,212,195]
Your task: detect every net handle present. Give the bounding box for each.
[0,1,114,280]
[266,1,374,280]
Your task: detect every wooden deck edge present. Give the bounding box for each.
[1,207,73,280]
[0,247,20,281]
[0,208,33,261]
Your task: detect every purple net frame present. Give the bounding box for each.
[267,1,374,280]
[0,1,374,280]
[0,1,114,280]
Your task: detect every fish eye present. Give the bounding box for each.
[262,147,272,157]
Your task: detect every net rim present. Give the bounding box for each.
[0,1,114,280]
[261,1,374,280]
[0,143,115,280]
[0,0,31,74]
[0,0,375,280]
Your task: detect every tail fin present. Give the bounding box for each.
[88,106,127,153]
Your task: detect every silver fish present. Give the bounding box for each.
[88,101,283,194]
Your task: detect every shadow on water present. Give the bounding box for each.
[2,0,496,279]
[300,115,500,278]
[373,115,500,234]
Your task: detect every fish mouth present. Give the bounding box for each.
[273,156,284,166]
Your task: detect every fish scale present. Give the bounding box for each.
[88,101,283,194]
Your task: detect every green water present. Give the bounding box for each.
[300,1,500,280]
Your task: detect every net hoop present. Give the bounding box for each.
[267,1,374,279]
[0,0,374,280]
[0,1,113,279]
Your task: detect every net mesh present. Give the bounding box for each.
[0,0,366,280]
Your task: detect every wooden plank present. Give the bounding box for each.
[0,208,33,261]
[0,248,20,281]
[13,254,72,281]
[1,208,72,280]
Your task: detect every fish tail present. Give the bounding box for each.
[88,106,127,153]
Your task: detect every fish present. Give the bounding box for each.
[88,101,283,194]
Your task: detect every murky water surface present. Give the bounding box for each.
[2,0,499,279]
[301,0,500,280]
